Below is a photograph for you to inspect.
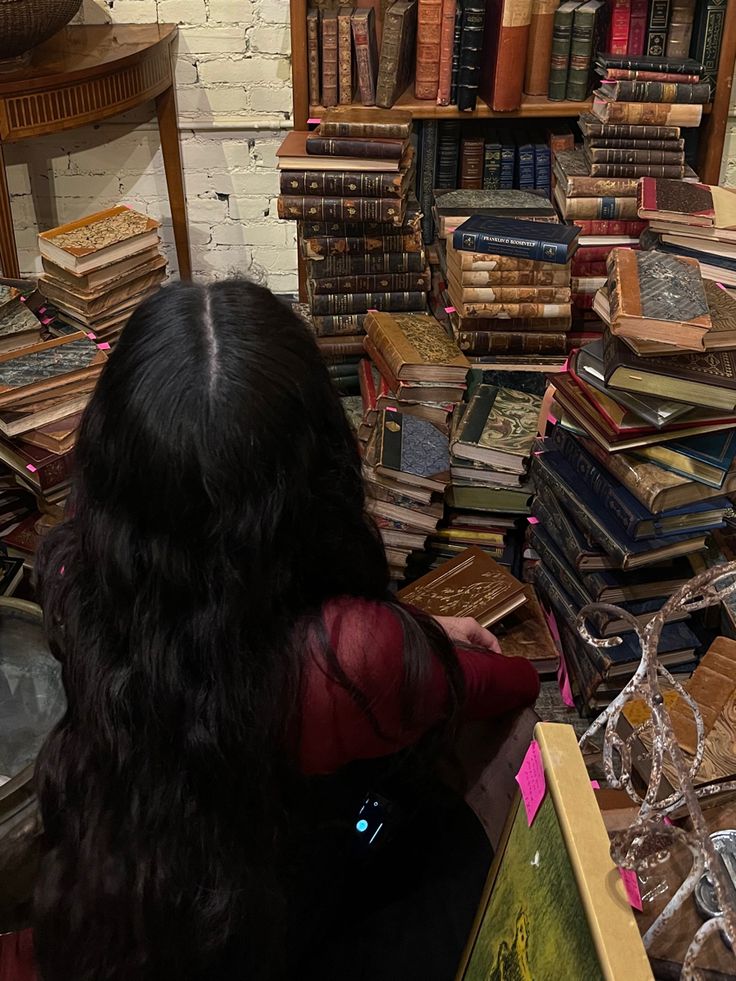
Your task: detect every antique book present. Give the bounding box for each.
[40,266,166,318]
[600,66,699,81]
[448,266,571,287]
[449,299,572,319]
[310,313,369,336]
[308,290,427,315]
[532,482,612,573]
[300,231,423,259]
[633,429,736,488]
[364,310,470,383]
[307,8,321,106]
[397,545,527,626]
[554,189,639,221]
[279,158,413,200]
[606,0,631,55]
[606,249,711,350]
[627,0,647,53]
[445,482,534,513]
[435,188,557,237]
[0,333,105,410]
[303,131,407,162]
[38,207,160,276]
[415,0,443,99]
[318,106,413,139]
[479,0,534,112]
[578,109,680,139]
[452,215,579,264]
[375,0,419,108]
[436,0,456,105]
[599,78,710,102]
[691,0,726,89]
[553,148,639,197]
[351,7,380,105]
[457,0,486,111]
[374,409,450,492]
[364,336,466,402]
[585,146,684,165]
[524,0,560,95]
[548,0,583,100]
[448,282,571,304]
[454,331,569,356]
[21,411,81,454]
[309,268,431,293]
[40,252,166,303]
[337,5,355,104]
[447,248,567,273]
[0,436,73,493]
[316,334,366,357]
[459,136,485,189]
[595,52,704,73]
[308,251,427,277]
[566,0,608,101]
[645,0,670,55]
[602,331,736,412]
[668,636,736,755]
[638,177,736,229]
[321,9,339,107]
[452,384,541,473]
[592,95,703,125]
[457,722,653,981]
[278,195,406,224]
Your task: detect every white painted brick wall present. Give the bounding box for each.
[6,0,298,292]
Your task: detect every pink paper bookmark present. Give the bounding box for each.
[515,740,546,826]
[444,306,456,314]
[620,868,643,911]
[590,780,601,790]
[97,342,111,351]
[26,464,37,473]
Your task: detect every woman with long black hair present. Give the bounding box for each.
[24,280,538,981]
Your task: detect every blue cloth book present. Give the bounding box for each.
[453,215,579,263]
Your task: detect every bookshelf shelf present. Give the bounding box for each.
[309,91,601,121]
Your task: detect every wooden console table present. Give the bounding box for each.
[0,23,191,279]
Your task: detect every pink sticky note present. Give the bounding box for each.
[59,565,65,577]
[307,117,321,124]
[26,464,37,473]
[590,780,601,790]
[718,282,728,291]
[87,332,97,340]
[664,816,674,827]
[97,342,111,351]
[515,740,546,826]
[41,317,54,325]
[558,657,574,707]
[367,308,379,313]
[385,405,398,412]
[527,515,539,525]
[620,868,643,911]
[444,306,456,314]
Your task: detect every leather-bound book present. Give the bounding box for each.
[449,0,463,102]
[459,135,485,188]
[566,0,607,101]
[319,105,413,138]
[397,546,527,627]
[415,0,443,99]
[305,131,407,160]
[452,214,580,264]
[0,436,73,493]
[450,284,572,303]
[321,9,339,107]
[308,251,428,277]
[594,52,704,73]
[578,110,680,139]
[600,79,711,102]
[309,268,431,293]
[452,384,541,472]
[279,148,414,197]
[479,0,534,112]
[591,95,703,125]
[548,0,583,100]
[691,0,726,91]
[453,330,569,356]
[277,195,407,224]
[524,0,561,95]
[374,409,451,493]
[308,290,428,314]
[351,7,380,105]
[376,0,419,108]
[637,176,736,228]
[665,0,696,58]
[607,0,631,54]
[494,585,559,673]
[606,248,711,350]
[585,147,684,164]
[300,231,424,259]
[364,309,470,382]
[457,0,486,110]
[645,0,670,56]
[307,9,321,107]
[338,5,355,104]
[436,0,456,105]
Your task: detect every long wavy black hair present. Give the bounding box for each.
[33,280,463,981]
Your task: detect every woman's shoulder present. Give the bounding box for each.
[317,596,406,670]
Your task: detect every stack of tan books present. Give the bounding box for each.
[38,207,167,347]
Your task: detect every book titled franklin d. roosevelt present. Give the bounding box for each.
[397,545,527,627]
[452,215,580,264]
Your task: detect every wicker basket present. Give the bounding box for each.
[0,0,83,62]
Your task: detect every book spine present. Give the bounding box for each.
[560,195,639,219]
[459,136,485,188]
[593,99,702,124]
[450,0,463,103]
[580,118,681,138]
[500,140,516,187]
[528,523,596,607]
[436,119,461,186]
[312,313,369,336]
[351,10,378,105]
[490,0,533,111]
[307,10,321,107]
[457,0,487,110]
[561,170,639,195]
[566,2,602,101]
[691,0,727,91]
[571,259,607,275]
[516,135,535,189]
[646,0,671,55]
[317,337,366,357]
[300,233,424,258]
[338,7,353,104]
[321,12,339,108]
[524,0,561,95]
[309,269,431,293]
[454,330,568,354]
[606,79,711,101]
[571,291,596,309]
[452,229,571,263]
[585,136,685,149]
[482,133,502,189]
[419,120,438,243]
[548,3,577,100]
[453,285,571,302]
[586,146,684,164]
[603,67,699,81]
[608,0,632,54]
[309,251,427,277]
[415,0,443,99]
[453,250,569,271]
[571,218,647,234]
[375,4,410,109]
[628,0,648,53]
[534,137,552,196]
[280,171,405,198]
[453,267,571,285]
[665,0,695,57]
[279,197,405,224]
[437,0,457,104]
[299,203,421,233]
[305,135,404,159]
[547,125,575,156]
[455,300,571,316]
[452,313,572,329]
[309,292,427,315]
[588,161,684,176]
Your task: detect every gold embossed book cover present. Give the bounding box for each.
[365,310,470,384]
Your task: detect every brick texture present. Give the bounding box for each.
[7,0,298,291]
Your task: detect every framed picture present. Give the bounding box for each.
[456,722,652,981]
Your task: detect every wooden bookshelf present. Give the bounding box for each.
[310,91,599,120]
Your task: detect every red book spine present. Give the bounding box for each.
[572,292,596,310]
[572,218,647,235]
[571,260,608,276]
[608,0,632,54]
[415,0,443,99]
[437,0,457,105]
[573,242,641,261]
[358,357,377,414]
[628,0,648,55]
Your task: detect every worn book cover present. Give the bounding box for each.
[638,177,736,228]
[553,148,639,197]
[375,0,419,108]
[592,94,703,125]
[365,310,470,382]
[38,207,160,275]
[606,248,711,349]
[319,107,413,140]
[566,0,608,101]
[479,0,534,111]
[374,409,450,491]
[310,268,431,294]
[600,78,710,101]
[351,7,380,105]
[453,215,579,264]
[578,109,681,139]
[633,428,736,488]
[397,545,527,627]
[595,51,703,73]
[0,334,105,410]
[452,384,541,472]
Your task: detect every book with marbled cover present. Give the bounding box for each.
[607,249,710,335]
[397,545,526,626]
[365,311,469,380]
[454,385,542,464]
[375,410,450,483]
[0,335,103,400]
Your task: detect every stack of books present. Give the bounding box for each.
[277,109,429,391]
[591,53,709,170]
[38,207,167,348]
[359,309,469,580]
[638,176,736,286]
[0,285,106,568]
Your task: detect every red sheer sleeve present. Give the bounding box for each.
[298,597,539,775]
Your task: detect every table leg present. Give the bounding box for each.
[0,143,20,279]
[155,84,192,280]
